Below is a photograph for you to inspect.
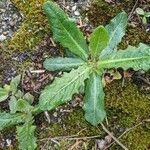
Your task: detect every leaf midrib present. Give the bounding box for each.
[93,74,97,123]
[42,67,90,101]
[107,14,125,46]
[49,61,84,67]
[61,24,88,59]
[50,5,88,60]
[100,55,150,65]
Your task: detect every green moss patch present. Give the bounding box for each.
[87,0,150,49]
[7,0,50,51]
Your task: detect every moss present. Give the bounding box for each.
[37,80,150,149]
[119,127,150,150]
[106,81,150,121]
[6,0,50,51]
[87,0,150,49]
[37,108,105,149]
[38,108,103,137]
[105,81,150,149]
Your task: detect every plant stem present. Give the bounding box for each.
[32,105,42,115]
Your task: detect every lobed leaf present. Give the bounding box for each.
[9,96,17,114]
[39,65,90,111]
[0,112,25,130]
[0,87,9,102]
[100,12,128,56]
[10,75,21,94]
[15,90,24,99]
[16,99,34,113]
[23,92,34,104]
[89,26,109,58]
[83,73,106,126]
[44,57,85,71]
[43,1,88,60]
[17,122,37,150]
[100,43,150,71]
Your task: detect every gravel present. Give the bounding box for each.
[0,0,23,42]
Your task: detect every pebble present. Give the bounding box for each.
[96,139,106,150]
[72,5,77,11]
[74,10,80,16]
[53,112,58,117]
[0,34,6,41]
[6,139,11,147]
[0,0,23,42]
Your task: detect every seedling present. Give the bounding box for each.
[0,2,150,149]
[0,75,37,150]
[136,7,150,25]
[39,1,150,126]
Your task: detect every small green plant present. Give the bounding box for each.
[0,75,37,149]
[39,1,150,126]
[0,1,150,149]
[136,7,150,25]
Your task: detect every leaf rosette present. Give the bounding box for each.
[37,1,150,126]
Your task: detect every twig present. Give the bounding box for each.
[100,123,128,150]
[68,140,82,150]
[104,119,150,150]
[44,111,51,124]
[128,0,139,20]
[38,134,102,142]
[50,37,56,47]
[30,70,45,74]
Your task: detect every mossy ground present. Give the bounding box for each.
[1,0,150,149]
[6,0,50,51]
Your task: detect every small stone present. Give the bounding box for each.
[6,139,12,147]
[53,112,57,117]
[3,31,8,35]
[72,5,77,11]
[9,20,15,26]
[0,34,6,41]
[96,139,107,150]
[74,10,80,16]
[0,9,5,13]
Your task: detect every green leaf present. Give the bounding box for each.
[43,1,88,60]
[136,8,145,15]
[39,65,90,111]
[142,17,147,25]
[99,43,150,71]
[44,57,85,71]
[83,73,106,126]
[89,26,109,58]
[10,75,21,94]
[9,96,17,114]
[17,122,37,150]
[0,87,9,102]
[23,93,34,104]
[145,12,150,17]
[101,12,128,56]
[15,90,24,99]
[16,99,33,113]
[3,84,11,92]
[0,112,25,130]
